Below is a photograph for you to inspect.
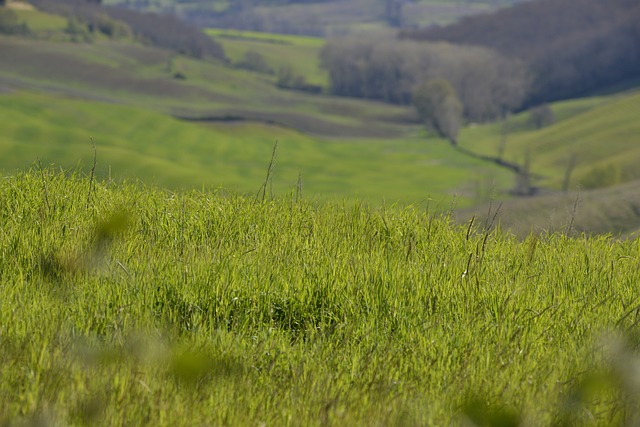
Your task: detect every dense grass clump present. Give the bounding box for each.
[1,170,640,425]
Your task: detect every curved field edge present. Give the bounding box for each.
[1,170,640,425]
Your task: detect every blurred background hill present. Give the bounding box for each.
[0,0,638,236]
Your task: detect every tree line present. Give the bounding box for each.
[320,38,530,123]
[29,0,226,60]
[400,0,640,105]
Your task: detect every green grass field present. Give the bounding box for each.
[3,5,640,426]
[0,35,415,138]
[206,28,328,86]
[0,91,514,208]
[2,170,640,425]
[13,7,67,32]
[459,90,640,190]
[1,11,640,227]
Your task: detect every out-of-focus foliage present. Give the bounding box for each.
[0,8,29,34]
[321,38,530,121]
[402,0,640,105]
[412,78,463,145]
[29,0,226,59]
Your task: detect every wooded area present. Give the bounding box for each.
[30,0,226,60]
[401,0,640,104]
[320,38,529,122]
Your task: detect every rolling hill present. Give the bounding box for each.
[0,90,515,206]
[102,0,531,36]
[1,0,639,234]
[456,89,640,236]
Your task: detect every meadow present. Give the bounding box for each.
[3,5,640,426]
[459,90,640,190]
[205,28,327,86]
[2,170,640,425]
[0,91,512,207]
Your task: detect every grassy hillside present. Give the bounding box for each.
[0,91,512,207]
[2,170,640,425]
[452,89,640,236]
[103,0,509,35]
[0,35,414,138]
[3,4,639,232]
[459,90,640,191]
[205,28,327,86]
[0,9,515,208]
[457,179,640,238]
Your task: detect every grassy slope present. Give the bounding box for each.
[0,9,514,208]
[2,171,640,425]
[0,35,414,138]
[0,91,512,207]
[457,179,640,238]
[103,0,496,32]
[459,91,640,190]
[455,90,640,236]
[4,7,639,227]
[205,28,327,86]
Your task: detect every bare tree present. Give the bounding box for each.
[412,79,463,146]
[529,104,555,129]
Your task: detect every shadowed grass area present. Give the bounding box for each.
[457,179,640,238]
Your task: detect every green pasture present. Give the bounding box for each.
[206,28,327,86]
[13,7,67,33]
[459,90,640,190]
[102,0,230,13]
[2,171,640,425]
[0,91,512,207]
[0,36,414,137]
[206,28,324,48]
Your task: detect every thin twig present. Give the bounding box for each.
[256,140,278,202]
[295,172,303,203]
[466,215,476,241]
[86,138,97,209]
[37,159,51,214]
[565,186,581,236]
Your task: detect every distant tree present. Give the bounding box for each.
[321,38,530,120]
[236,51,273,74]
[0,9,29,35]
[65,16,93,42]
[529,104,555,129]
[412,79,463,146]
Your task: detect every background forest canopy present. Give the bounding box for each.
[320,0,640,124]
[401,0,640,105]
[106,0,531,36]
[14,0,639,128]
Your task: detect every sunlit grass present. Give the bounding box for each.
[1,170,640,425]
[0,91,511,207]
[459,90,640,189]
